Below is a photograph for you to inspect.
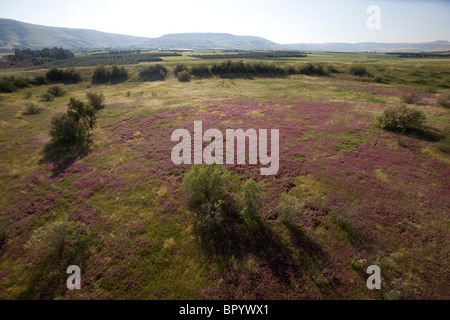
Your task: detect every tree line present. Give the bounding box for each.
[7,47,74,65]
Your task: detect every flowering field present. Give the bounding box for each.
[0,61,449,299]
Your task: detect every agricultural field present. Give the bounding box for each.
[0,53,449,300]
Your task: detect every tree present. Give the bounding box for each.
[139,64,168,82]
[237,179,264,219]
[91,65,110,84]
[49,113,85,143]
[110,65,128,84]
[86,92,105,109]
[182,164,231,232]
[174,63,188,77]
[67,98,96,136]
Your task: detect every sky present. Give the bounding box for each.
[0,0,449,44]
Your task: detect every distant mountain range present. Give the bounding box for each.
[1,18,449,53]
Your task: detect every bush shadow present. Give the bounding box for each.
[198,213,297,285]
[39,138,92,177]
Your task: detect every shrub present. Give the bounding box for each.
[139,64,168,82]
[377,105,426,132]
[23,103,41,115]
[298,63,327,76]
[374,76,384,83]
[23,91,33,99]
[40,93,55,102]
[401,92,420,104]
[327,65,340,74]
[109,65,128,84]
[47,85,66,97]
[0,76,30,93]
[49,113,85,143]
[182,164,231,231]
[33,75,48,85]
[277,193,303,224]
[0,77,16,93]
[189,64,211,78]
[67,98,96,135]
[437,92,450,108]
[46,67,81,84]
[91,65,110,84]
[350,66,373,77]
[436,135,450,154]
[237,179,264,219]
[177,70,191,82]
[174,63,188,77]
[86,92,105,109]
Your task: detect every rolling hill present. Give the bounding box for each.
[1,18,450,52]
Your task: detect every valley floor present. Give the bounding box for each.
[0,64,449,299]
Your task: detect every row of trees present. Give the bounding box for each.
[173,61,329,79]
[190,51,307,60]
[92,65,129,84]
[7,47,74,65]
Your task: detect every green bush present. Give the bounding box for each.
[377,105,426,132]
[174,63,188,77]
[49,98,96,144]
[437,92,450,108]
[23,103,41,115]
[91,65,110,84]
[33,75,48,86]
[436,135,450,154]
[177,70,191,82]
[67,98,96,135]
[45,67,81,84]
[401,92,420,104]
[139,64,168,82]
[23,91,33,99]
[110,65,128,84]
[86,92,105,109]
[237,179,264,219]
[91,65,128,84]
[0,77,16,93]
[277,193,303,224]
[49,113,86,143]
[350,66,373,77]
[182,164,231,231]
[189,63,212,78]
[40,93,55,102]
[374,76,384,83]
[327,65,340,74]
[47,85,66,97]
[298,63,327,76]
[0,76,30,93]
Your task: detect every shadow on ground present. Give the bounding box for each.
[39,138,92,177]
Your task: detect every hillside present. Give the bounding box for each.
[0,19,149,51]
[1,18,450,52]
[139,33,280,50]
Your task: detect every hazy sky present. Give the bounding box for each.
[1,0,449,43]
